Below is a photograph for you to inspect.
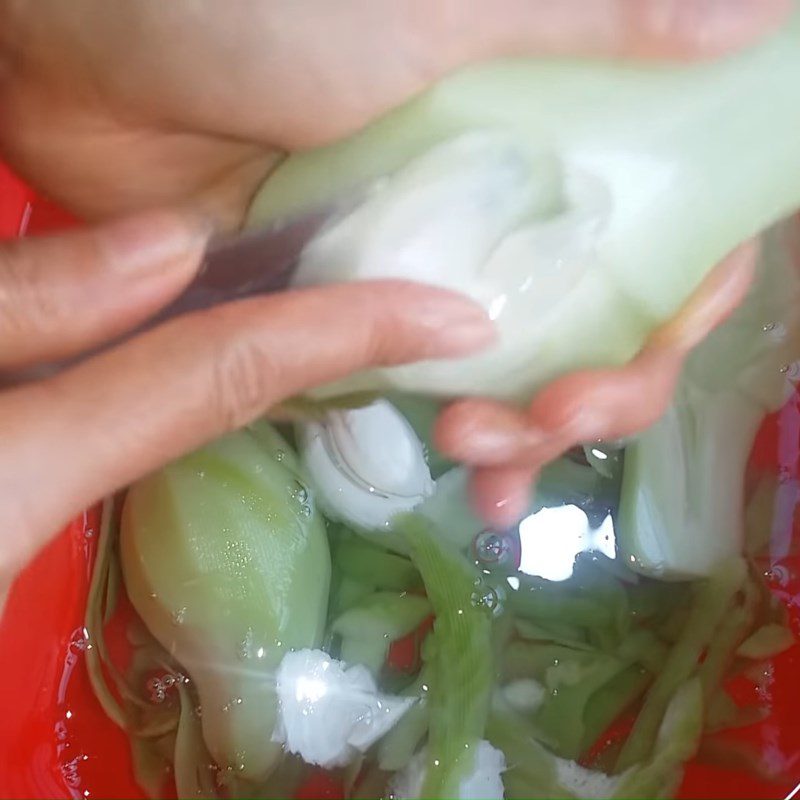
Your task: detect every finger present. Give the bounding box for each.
[0,210,209,369]
[469,465,538,529]
[456,0,791,62]
[646,238,757,353]
[0,280,495,563]
[436,240,758,468]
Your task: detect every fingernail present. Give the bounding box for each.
[102,212,212,274]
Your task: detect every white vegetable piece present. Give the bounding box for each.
[248,16,800,402]
[501,679,546,714]
[294,132,610,400]
[553,758,622,800]
[273,649,413,768]
[392,740,507,800]
[299,400,435,531]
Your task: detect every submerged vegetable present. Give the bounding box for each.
[120,426,330,779]
[248,15,800,401]
[618,222,800,578]
[300,400,434,531]
[273,649,413,768]
[397,514,494,799]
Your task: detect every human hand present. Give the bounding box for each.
[0,213,494,601]
[0,0,789,530]
[0,0,789,227]
[434,241,759,526]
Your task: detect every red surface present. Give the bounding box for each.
[1,164,800,799]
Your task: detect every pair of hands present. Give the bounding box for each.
[0,0,788,596]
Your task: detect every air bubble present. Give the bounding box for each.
[763,322,776,332]
[473,531,509,565]
[299,504,312,518]
[470,586,499,612]
[276,450,285,462]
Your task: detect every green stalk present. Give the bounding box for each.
[397,514,494,799]
[614,559,745,771]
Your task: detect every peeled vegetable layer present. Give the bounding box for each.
[249,15,800,400]
[120,426,330,779]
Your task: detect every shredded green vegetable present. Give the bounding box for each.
[615,559,746,771]
[398,514,494,799]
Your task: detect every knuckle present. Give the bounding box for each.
[0,242,64,341]
[209,338,279,432]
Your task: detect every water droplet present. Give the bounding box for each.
[221,697,243,713]
[194,705,203,718]
[68,627,89,654]
[84,527,95,539]
[198,470,206,479]
[780,364,790,374]
[766,563,791,587]
[276,449,285,462]
[288,479,308,504]
[172,607,187,625]
[238,628,254,660]
[763,322,776,332]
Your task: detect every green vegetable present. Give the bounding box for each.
[332,591,431,673]
[120,426,330,780]
[615,559,745,771]
[618,223,800,579]
[332,538,422,592]
[248,16,800,402]
[580,666,652,754]
[332,592,431,641]
[487,704,574,800]
[613,679,704,799]
[378,670,432,772]
[736,622,795,660]
[397,514,493,799]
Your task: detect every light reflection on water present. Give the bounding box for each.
[517,505,616,582]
